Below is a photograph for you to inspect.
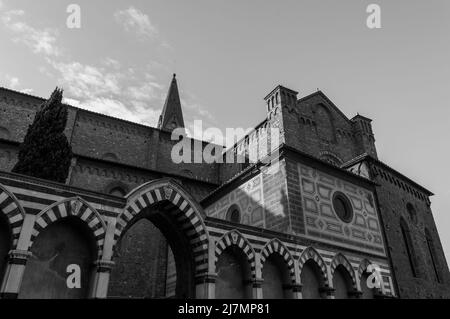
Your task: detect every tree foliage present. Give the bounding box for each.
[12,87,73,183]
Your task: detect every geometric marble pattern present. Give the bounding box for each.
[299,164,385,256]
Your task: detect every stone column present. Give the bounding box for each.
[252,279,264,299]
[195,273,217,299]
[0,250,32,299]
[291,283,302,299]
[90,260,115,299]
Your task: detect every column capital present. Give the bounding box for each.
[348,290,363,298]
[319,286,335,297]
[8,250,32,265]
[94,260,115,273]
[290,283,302,292]
[195,273,218,284]
[251,278,264,288]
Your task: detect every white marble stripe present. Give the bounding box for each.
[47,210,57,222]
[138,196,147,209]
[117,218,127,229]
[123,209,133,222]
[172,193,181,206]
[3,202,17,215]
[178,200,188,211]
[155,189,162,201]
[0,192,8,204]
[9,214,23,224]
[88,218,99,229]
[31,229,39,238]
[145,192,155,204]
[130,203,140,215]
[225,236,231,247]
[36,218,47,229]
[94,228,104,237]
[80,209,91,221]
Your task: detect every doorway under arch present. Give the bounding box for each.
[109,179,209,299]
[19,217,97,299]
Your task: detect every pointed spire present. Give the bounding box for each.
[158,74,185,132]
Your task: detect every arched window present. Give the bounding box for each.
[301,259,326,299]
[400,218,418,277]
[332,265,354,299]
[425,229,441,283]
[226,205,241,224]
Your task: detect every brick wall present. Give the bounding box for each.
[372,164,450,298]
[280,92,376,165]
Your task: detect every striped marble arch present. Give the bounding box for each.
[298,247,329,285]
[330,253,357,288]
[115,179,210,276]
[215,230,257,279]
[0,183,25,249]
[260,238,296,284]
[30,197,107,257]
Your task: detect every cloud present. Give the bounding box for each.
[4,75,19,89]
[0,6,212,133]
[1,9,60,56]
[1,74,33,94]
[49,60,122,99]
[52,59,165,126]
[114,6,158,40]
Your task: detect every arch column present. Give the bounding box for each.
[251,278,264,299]
[90,218,115,298]
[90,260,115,299]
[0,212,35,299]
[291,283,302,299]
[0,249,32,299]
[195,273,217,299]
[195,239,216,299]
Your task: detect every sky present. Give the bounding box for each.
[0,0,449,263]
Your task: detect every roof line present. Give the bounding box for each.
[341,153,433,195]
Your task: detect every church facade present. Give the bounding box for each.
[0,75,449,299]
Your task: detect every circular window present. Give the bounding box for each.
[226,205,241,224]
[332,192,353,223]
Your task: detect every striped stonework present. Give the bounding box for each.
[260,239,296,284]
[215,230,257,279]
[330,253,357,288]
[298,247,329,285]
[30,197,107,257]
[114,179,210,276]
[357,258,372,278]
[0,183,25,248]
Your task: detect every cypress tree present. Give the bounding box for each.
[12,87,73,183]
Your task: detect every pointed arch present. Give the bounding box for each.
[298,247,328,284]
[0,183,25,248]
[260,238,296,284]
[215,230,256,279]
[330,253,357,288]
[115,178,210,276]
[31,197,107,257]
